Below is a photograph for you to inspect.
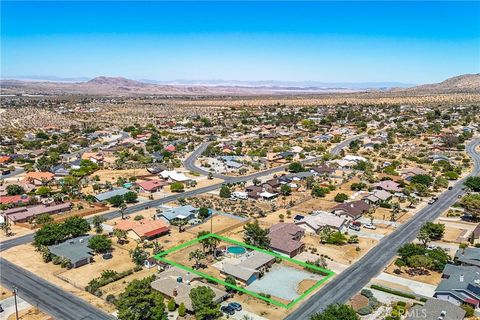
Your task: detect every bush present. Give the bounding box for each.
[361,289,374,298]
[394,258,407,267]
[106,294,116,303]
[397,301,406,307]
[334,193,349,203]
[357,306,373,315]
[167,298,176,311]
[368,297,380,309]
[178,303,186,317]
[461,304,474,317]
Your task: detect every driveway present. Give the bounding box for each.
[220,303,269,320]
[0,295,31,318]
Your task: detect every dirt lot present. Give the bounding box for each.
[57,244,134,289]
[7,307,52,320]
[0,224,34,242]
[2,243,114,312]
[384,261,443,286]
[186,214,248,235]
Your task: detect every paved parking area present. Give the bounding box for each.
[246,264,323,301]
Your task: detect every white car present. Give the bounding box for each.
[427,244,438,250]
[363,223,377,230]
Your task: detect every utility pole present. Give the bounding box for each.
[13,286,19,320]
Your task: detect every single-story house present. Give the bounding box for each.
[151,267,228,311]
[160,170,191,183]
[434,264,480,308]
[219,251,275,285]
[268,223,305,257]
[245,185,263,199]
[94,188,131,202]
[331,200,371,220]
[363,190,392,204]
[225,160,243,169]
[0,194,30,206]
[47,235,94,268]
[3,202,72,223]
[115,219,170,241]
[373,180,402,193]
[310,164,335,176]
[406,298,466,320]
[296,212,346,233]
[137,179,170,193]
[24,172,55,186]
[454,247,480,268]
[156,205,198,223]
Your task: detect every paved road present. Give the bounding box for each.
[183,134,364,181]
[0,258,114,320]
[285,138,480,320]
[1,167,25,179]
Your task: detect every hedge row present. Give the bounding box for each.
[370,285,417,300]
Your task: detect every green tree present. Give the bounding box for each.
[334,193,349,203]
[170,182,185,193]
[178,303,186,317]
[461,194,480,219]
[410,174,434,187]
[311,186,328,197]
[116,276,167,320]
[464,176,480,192]
[6,184,25,196]
[310,303,359,320]
[167,298,176,312]
[124,191,138,203]
[35,214,54,225]
[113,228,128,243]
[198,207,210,219]
[288,161,305,173]
[108,195,125,207]
[63,216,91,238]
[36,186,52,197]
[34,223,67,246]
[280,184,292,196]
[224,275,237,292]
[130,246,148,266]
[189,249,206,269]
[219,185,231,198]
[88,235,112,253]
[189,286,221,320]
[243,220,270,249]
[92,215,106,233]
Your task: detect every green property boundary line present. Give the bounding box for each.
[153,233,335,309]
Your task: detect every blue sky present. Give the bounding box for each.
[1,1,479,84]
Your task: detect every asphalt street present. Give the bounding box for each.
[285,138,480,320]
[0,258,114,320]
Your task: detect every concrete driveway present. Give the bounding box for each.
[0,295,31,318]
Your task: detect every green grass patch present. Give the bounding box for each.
[153,233,334,309]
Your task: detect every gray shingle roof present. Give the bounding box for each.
[48,235,93,264]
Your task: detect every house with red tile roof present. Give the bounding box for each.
[115,219,170,241]
[0,194,31,206]
[24,172,55,186]
[137,180,170,193]
[164,144,176,152]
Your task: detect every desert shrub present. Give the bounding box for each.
[357,306,373,315]
[361,289,374,298]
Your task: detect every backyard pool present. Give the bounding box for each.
[227,246,247,255]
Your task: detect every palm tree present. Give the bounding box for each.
[120,203,127,220]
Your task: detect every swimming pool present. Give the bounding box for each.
[227,246,246,255]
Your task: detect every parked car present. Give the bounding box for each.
[349,224,360,231]
[427,244,438,250]
[1,169,11,175]
[0,304,3,313]
[428,198,437,205]
[221,305,235,315]
[363,223,376,230]
[448,186,453,190]
[228,302,242,311]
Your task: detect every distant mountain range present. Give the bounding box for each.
[1,74,479,96]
